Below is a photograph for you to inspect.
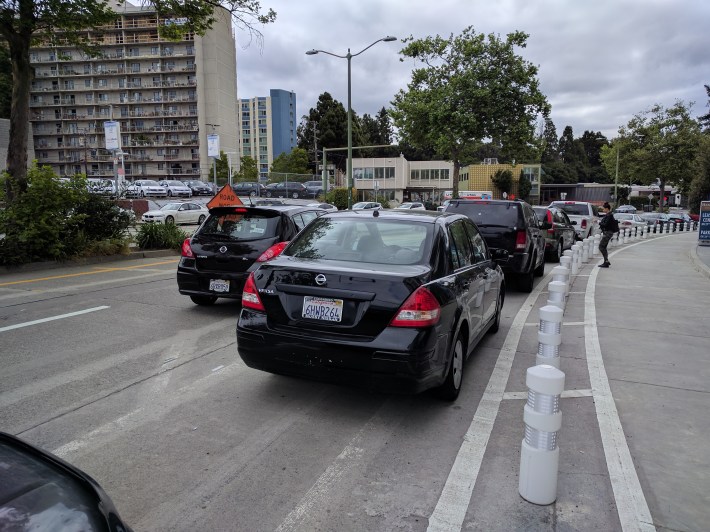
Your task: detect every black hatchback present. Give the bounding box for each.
[177,205,325,305]
[445,199,545,292]
[236,210,505,400]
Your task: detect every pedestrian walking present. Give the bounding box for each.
[598,202,619,268]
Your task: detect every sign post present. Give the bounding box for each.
[699,201,710,246]
[104,120,121,194]
[207,134,220,190]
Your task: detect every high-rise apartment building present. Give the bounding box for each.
[239,89,296,179]
[29,1,238,183]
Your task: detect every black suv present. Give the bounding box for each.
[177,205,325,305]
[444,199,545,291]
[233,181,265,197]
[265,182,307,199]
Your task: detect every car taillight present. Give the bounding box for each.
[181,238,194,258]
[547,212,554,236]
[581,219,587,229]
[242,272,265,311]
[515,230,527,251]
[256,241,289,262]
[390,286,441,327]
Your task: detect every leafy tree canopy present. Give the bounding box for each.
[297,92,348,171]
[390,27,549,196]
[271,147,310,175]
[235,155,259,182]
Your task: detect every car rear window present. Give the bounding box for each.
[286,218,432,265]
[446,201,522,226]
[198,212,279,241]
[550,203,589,216]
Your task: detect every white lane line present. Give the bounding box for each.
[427,277,547,532]
[0,306,110,333]
[211,365,225,372]
[585,248,655,531]
[502,389,593,400]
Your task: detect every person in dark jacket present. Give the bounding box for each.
[598,202,619,267]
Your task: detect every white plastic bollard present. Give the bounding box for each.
[580,239,589,263]
[559,254,572,271]
[551,265,570,296]
[592,234,600,257]
[570,244,580,275]
[685,222,690,232]
[519,364,565,505]
[537,305,563,367]
[547,280,567,311]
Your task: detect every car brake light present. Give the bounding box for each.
[181,238,194,258]
[581,219,587,229]
[546,212,554,236]
[242,272,265,311]
[256,241,289,262]
[515,230,527,251]
[390,286,441,327]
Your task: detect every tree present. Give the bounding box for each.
[214,151,234,183]
[699,84,710,133]
[0,0,276,202]
[540,117,559,163]
[235,155,259,182]
[688,135,710,213]
[297,92,348,171]
[390,27,549,197]
[270,147,310,175]
[518,169,532,201]
[491,169,513,196]
[0,44,12,119]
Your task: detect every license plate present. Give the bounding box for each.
[302,296,343,322]
[209,279,230,293]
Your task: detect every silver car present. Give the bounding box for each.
[126,179,167,198]
[159,180,192,198]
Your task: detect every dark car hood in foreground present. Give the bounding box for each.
[0,432,131,531]
[253,257,433,339]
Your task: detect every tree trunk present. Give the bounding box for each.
[659,177,667,210]
[5,25,33,202]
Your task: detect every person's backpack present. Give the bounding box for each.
[602,213,619,233]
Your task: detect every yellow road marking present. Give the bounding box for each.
[0,259,178,287]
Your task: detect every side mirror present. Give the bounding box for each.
[570,220,578,226]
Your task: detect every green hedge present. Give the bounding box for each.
[135,222,188,250]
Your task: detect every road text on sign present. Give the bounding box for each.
[207,184,243,209]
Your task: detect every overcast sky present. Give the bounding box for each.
[234,0,710,141]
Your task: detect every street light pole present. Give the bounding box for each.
[306,36,396,209]
[614,146,619,207]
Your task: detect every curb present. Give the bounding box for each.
[0,249,180,276]
[688,244,710,280]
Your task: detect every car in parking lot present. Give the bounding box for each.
[639,212,671,231]
[613,213,646,231]
[532,206,576,262]
[158,180,192,198]
[265,181,307,199]
[667,212,693,230]
[233,181,266,197]
[303,180,332,198]
[307,202,338,211]
[125,179,167,198]
[177,204,326,305]
[184,180,214,196]
[396,202,426,210]
[142,202,208,225]
[236,209,505,400]
[614,204,637,213]
[445,199,545,292]
[352,201,382,210]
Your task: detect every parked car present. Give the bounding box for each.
[613,213,647,231]
[184,180,214,196]
[254,199,286,206]
[614,204,637,213]
[445,199,545,292]
[548,201,600,239]
[307,202,338,211]
[396,202,426,210]
[233,181,266,197]
[158,180,192,198]
[639,212,670,231]
[303,180,332,198]
[125,180,167,198]
[177,205,326,305]
[0,432,132,531]
[352,201,382,210]
[264,181,307,199]
[142,201,208,225]
[87,178,115,195]
[236,209,506,400]
[532,206,576,262]
[667,213,693,230]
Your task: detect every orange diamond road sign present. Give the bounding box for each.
[207,184,243,209]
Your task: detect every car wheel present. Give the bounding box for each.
[266,191,272,198]
[198,214,206,224]
[488,287,504,334]
[190,295,218,306]
[168,190,173,197]
[292,192,299,199]
[550,241,562,262]
[438,331,465,401]
[165,215,174,224]
[140,190,145,198]
[518,268,534,293]
[249,191,256,197]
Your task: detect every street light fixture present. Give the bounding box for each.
[306,36,397,209]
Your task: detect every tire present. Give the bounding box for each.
[292,192,299,199]
[518,269,534,293]
[165,215,174,224]
[488,288,504,334]
[534,254,545,277]
[190,295,217,306]
[249,191,256,197]
[140,190,145,198]
[168,190,173,197]
[198,214,206,224]
[550,241,562,262]
[438,331,465,401]
[266,191,273,197]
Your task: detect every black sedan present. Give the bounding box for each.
[184,180,214,196]
[265,181,307,199]
[177,205,326,305]
[236,210,506,400]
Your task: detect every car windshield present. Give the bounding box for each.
[170,181,186,187]
[140,180,161,186]
[161,203,184,211]
[198,212,279,241]
[550,203,589,216]
[353,202,374,209]
[615,214,632,220]
[285,218,432,265]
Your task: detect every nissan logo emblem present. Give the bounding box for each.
[315,274,327,286]
[219,246,228,253]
